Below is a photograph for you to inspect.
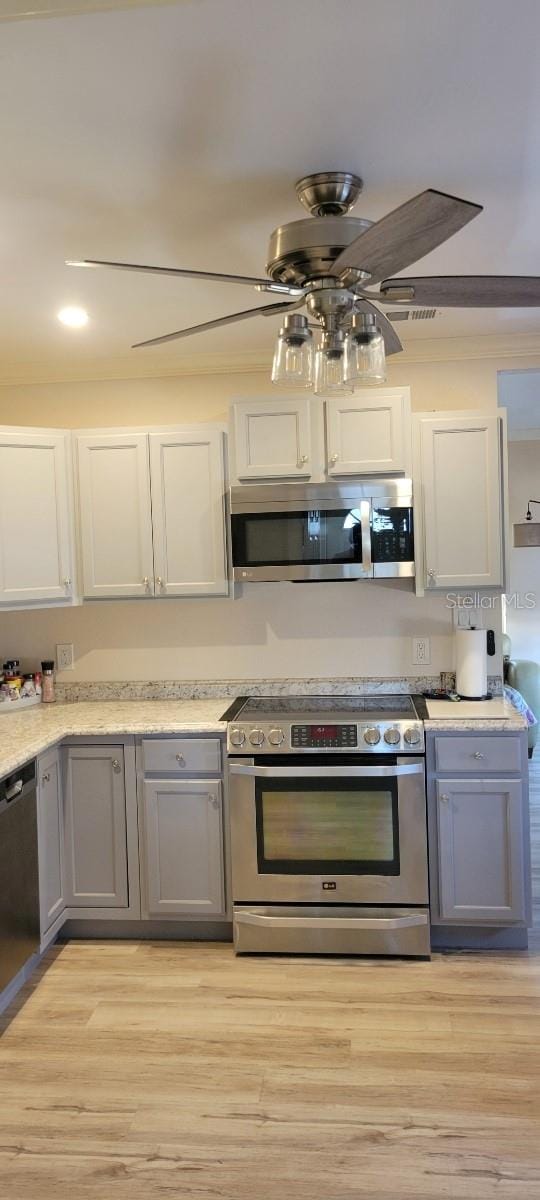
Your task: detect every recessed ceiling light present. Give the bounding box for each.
[57,305,89,328]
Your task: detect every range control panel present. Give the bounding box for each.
[291,724,358,749]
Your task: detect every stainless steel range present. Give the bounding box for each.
[226,695,429,958]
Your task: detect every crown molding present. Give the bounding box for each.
[2,333,540,387]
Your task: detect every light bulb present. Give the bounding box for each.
[57,306,89,328]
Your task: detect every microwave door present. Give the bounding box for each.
[232,500,372,581]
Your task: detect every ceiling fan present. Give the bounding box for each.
[68,171,540,392]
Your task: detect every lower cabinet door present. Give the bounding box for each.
[37,748,65,934]
[63,746,129,908]
[142,779,225,917]
[436,779,526,923]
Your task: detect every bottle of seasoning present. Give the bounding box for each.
[41,661,56,704]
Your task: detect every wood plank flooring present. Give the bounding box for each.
[0,758,539,1199]
[1,938,540,1199]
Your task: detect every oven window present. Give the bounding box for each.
[255,778,400,874]
[232,509,365,566]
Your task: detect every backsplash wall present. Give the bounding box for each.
[0,579,501,683]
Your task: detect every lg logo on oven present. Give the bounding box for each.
[322,881,337,890]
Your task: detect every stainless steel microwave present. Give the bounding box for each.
[230,480,414,582]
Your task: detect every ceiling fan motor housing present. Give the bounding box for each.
[266,216,373,287]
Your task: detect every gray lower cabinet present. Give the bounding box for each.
[63,745,129,908]
[141,778,225,917]
[37,747,65,935]
[436,778,526,923]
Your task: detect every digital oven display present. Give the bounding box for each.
[291,724,358,748]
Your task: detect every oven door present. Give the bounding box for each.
[229,757,428,905]
[231,500,372,582]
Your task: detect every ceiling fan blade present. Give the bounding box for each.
[331,189,482,286]
[353,299,403,355]
[132,301,299,348]
[66,259,302,296]
[380,275,540,307]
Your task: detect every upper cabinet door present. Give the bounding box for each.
[233,397,312,479]
[0,429,74,604]
[77,432,154,599]
[149,428,227,597]
[325,389,410,476]
[420,415,503,589]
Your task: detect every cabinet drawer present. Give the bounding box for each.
[434,735,521,774]
[142,737,221,775]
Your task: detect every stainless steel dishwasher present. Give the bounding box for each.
[0,760,40,993]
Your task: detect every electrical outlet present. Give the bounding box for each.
[56,643,74,672]
[412,637,431,666]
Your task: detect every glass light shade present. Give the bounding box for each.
[344,318,386,385]
[313,333,352,395]
[271,315,313,388]
[271,335,313,388]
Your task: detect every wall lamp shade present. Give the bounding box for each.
[514,499,540,546]
[271,314,313,388]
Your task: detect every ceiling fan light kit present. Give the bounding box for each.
[68,169,540,385]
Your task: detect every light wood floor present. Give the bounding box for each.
[0,760,539,1199]
[1,937,540,1199]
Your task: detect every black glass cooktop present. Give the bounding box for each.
[237,695,418,721]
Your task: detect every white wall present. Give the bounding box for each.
[506,439,540,662]
[0,351,515,682]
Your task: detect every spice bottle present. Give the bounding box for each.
[41,661,56,704]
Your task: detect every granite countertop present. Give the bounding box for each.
[0,699,230,778]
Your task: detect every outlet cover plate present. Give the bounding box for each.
[56,643,74,671]
[412,637,431,666]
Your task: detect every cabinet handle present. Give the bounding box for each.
[156,576,164,590]
[330,452,339,464]
[208,793,218,808]
[298,455,308,467]
[41,772,50,784]
[112,759,121,773]
[427,569,436,580]
[472,751,485,760]
[175,753,185,766]
[142,576,150,588]
[440,794,449,803]
[63,577,71,588]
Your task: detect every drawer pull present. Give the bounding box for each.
[175,753,185,766]
[112,759,121,773]
[472,751,485,760]
[41,772,50,785]
[440,794,449,803]
[208,793,218,808]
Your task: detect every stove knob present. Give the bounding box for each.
[364,726,381,745]
[249,728,265,746]
[268,727,285,746]
[404,725,422,746]
[384,727,401,745]
[229,727,246,747]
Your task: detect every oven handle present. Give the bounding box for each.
[235,911,428,930]
[229,763,424,778]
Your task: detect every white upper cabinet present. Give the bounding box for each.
[77,432,154,599]
[419,414,504,590]
[233,397,312,480]
[0,428,75,606]
[149,429,227,596]
[325,388,410,476]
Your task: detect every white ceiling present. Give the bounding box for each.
[2,0,540,380]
